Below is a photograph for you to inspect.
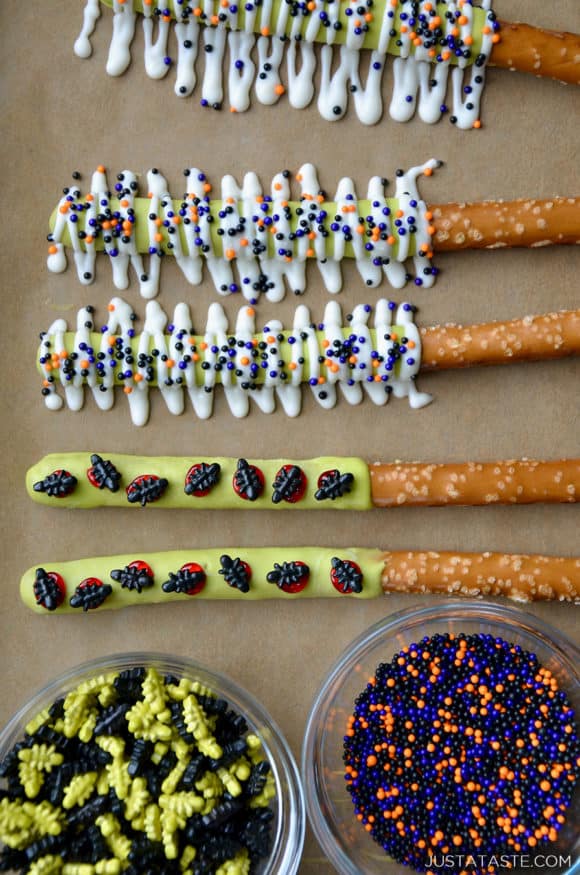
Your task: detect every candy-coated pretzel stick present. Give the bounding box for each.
[47,165,580,300]
[37,298,580,426]
[21,547,580,614]
[74,1,579,128]
[28,453,580,510]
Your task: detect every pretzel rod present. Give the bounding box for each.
[381,551,580,602]
[47,165,580,300]
[20,547,580,614]
[491,21,580,85]
[74,1,579,127]
[28,453,580,510]
[38,298,580,425]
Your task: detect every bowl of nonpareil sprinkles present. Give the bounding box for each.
[0,653,304,874]
[303,603,580,875]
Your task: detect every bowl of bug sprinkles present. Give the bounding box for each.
[302,602,580,875]
[0,652,305,875]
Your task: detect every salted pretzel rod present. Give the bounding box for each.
[21,547,580,614]
[38,298,580,426]
[47,164,580,300]
[27,453,580,510]
[74,1,579,128]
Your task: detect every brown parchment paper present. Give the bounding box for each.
[0,1,579,870]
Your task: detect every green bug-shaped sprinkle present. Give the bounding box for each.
[170,737,191,761]
[142,668,170,717]
[160,808,180,860]
[181,696,222,760]
[180,845,197,871]
[230,758,251,782]
[166,678,195,702]
[160,760,188,797]
[62,772,98,809]
[61,864,95,874]
[95,735,126,759]
[216,848,251,875]
[95,814,131,861]
[63,693,94,739]
[27,855,63,875]
[144,803,162,842]
[25,707,52,736]
[95,861,123,875]
[159,791,204,820]
[126,699,173,742]
[195,771,223,800]
[217,766,242,798]
[151,741,170,763]
[106,758,131,801]
[124,776,150,821]
[18,744,64,799]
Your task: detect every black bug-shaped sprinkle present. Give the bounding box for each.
[33,469,77,498]
[93,703,131,736]
[266,561,310,594]
[315,469,354,501]
[330,557,363,594]
[87,453,121,492]
[271,464,307,504]
[202,798,243,829]
[0,847,27,872]
[162,563,206,595]
[184,461,221,496]
[208,737,247,770]
[240,808,275,859]
[218,554,251,593]
[246,760,271,797]
[33,568,65,611]
[233,458,264,501]
[126,474,169,506]
[127,739,151,778]
[69,578,112,611]
[110,561,154,594]
[179,753,207,791]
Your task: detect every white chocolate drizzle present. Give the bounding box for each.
[39,297,431,426]
[75,0,496,128]
[47,161,440,300]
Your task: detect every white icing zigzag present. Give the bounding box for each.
[75,0,496,129]
[39,297,432,426]
[47,161,440,301]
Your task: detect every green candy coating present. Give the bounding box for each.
[21,547,384,613]
[98,0,487,61]
[27,454,372,510]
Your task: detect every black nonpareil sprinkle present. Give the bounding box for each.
[343,633,580,874]
[33,469,77,498]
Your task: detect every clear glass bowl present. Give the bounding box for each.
[0,652,305,875]
[303,601,580,875]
